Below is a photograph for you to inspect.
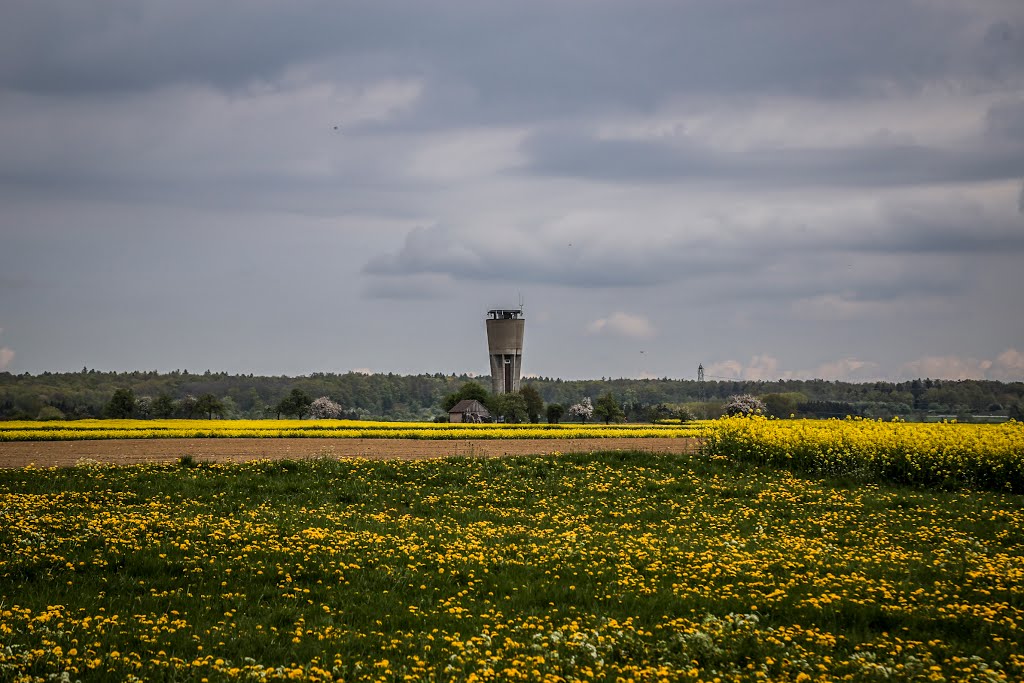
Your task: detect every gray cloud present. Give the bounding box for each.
[361,273,455,300]
[985,99,1024,142]
[0,275,34,292]
[864,198,1024,253]
[0,2,338,94]
[363,222,764,289]
[520,122,1024,189]
[520,130,718,182]
[2,0,1023,380]
[3,2,1020,106]
[366,186,1023,299]
[774,193,1024,258]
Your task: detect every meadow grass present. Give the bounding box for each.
[2,451,1022,682]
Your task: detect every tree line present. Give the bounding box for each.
[1,369,1022,422]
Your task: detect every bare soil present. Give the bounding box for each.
[0,437,699,469]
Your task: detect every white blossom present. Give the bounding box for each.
[568,397,594,422]
[723,394,766,416]
[308,396,344,419]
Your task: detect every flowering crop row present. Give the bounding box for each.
[703,416,1024,493]
[2,452,1022,682]
[0,419,704,441]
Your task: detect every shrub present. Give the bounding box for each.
[723,394,766,416]
[36,406,66,421]
[309,396,344,420]
[568,397,594,423]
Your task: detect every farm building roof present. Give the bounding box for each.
[449,399,490,415]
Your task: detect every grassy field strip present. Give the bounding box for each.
[2,451,1022,682]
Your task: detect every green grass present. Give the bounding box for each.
[2,451,1023,681]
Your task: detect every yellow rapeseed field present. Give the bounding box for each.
[702,416,1024,493]
[0,419,704,441]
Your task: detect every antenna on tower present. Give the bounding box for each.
[518,290,524,312]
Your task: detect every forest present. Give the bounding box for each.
[2,369,1022,422]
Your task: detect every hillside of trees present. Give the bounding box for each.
[2,369,1023,422]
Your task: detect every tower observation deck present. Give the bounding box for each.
[486,309,525,395]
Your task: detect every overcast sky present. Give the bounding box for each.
[2,0,1023,382]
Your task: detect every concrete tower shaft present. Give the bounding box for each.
[486,309,525,394]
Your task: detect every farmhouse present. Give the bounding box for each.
[448,399,491,423]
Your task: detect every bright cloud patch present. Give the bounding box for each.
[706,356,790,381]
[708,355,882,382]
[0,328,12,370]
[586,312,655,339]
[815,358,882,382]
[898,348,1024,382]
[706,350,1024,382]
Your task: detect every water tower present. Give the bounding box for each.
[486,309,525,394]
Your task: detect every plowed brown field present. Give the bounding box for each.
[0,437,699,469]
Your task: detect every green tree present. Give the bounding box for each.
[1010,400,1024,422]
[520,385,544,423]
[442,381,492,412]
[762,392,805,418]
[273,398,288,419]
[195,393,225,420]
[5,369,1022,422]
[152,394,176,419]
[676,405,697,422]
[494,392,529,424]
[647,403,677,423]
[545,403,565,424]
[276,388,313,419]
[177,394,198,419]
[593,392,624,424]
[104,388,136,419]
[219,395,239,419]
